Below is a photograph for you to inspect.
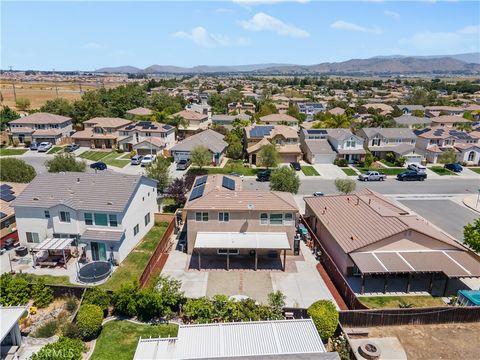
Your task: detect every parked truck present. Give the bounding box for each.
[358,171,387,182]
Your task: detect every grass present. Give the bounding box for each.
[79,150,112,161]
[301,166,320,176]
[357,167,405,176]
[380,159,397,167]
[359,295,446,309]
[15,273,73,286]
[0,148,28,156]
[91,320,178,360]
[189,160,260,176]
[99,222,169,291]
[470,168,480,174]
[47,146,64,154]
[162,197,182,214]
[79,150,130,168]
[341,167,357,176]
[430,166,457,176]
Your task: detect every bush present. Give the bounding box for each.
[62,322,81,339]
[12,138,19,147]
[32,280,54,308]
[83,288,110,313]
[64,296,79,313]
[76,304,103,340]
[32,337,85,360]
[24,140,32,148]
[334,158,348,167]
[112,282,139,317]
[0,273,31,306]
[307,300,339,341]
[269,166,300,194]
[395,156,406,167]
[45,153,86,173]
[32,320,58,338]
[0,158,37,183]
[334,178,356,194]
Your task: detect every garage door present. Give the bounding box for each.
[173,151,190,162]
[313,153,336,164]
[281,154,298,163]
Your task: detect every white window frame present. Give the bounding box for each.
[195,212,209,222]
[217,249,239,255]
[218,212,230,222]
[26,232,40,243]
[284,213,294,225]
[260,213,268,225]
[269,213,284,225]
[59,211,71,223]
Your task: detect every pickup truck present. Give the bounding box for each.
[358,171,387,182]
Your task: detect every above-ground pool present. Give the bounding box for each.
[77,261,112,283]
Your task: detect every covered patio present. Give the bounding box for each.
[32,238,75,269]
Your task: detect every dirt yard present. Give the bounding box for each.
[368,322,480,360]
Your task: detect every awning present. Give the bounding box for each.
[195,232,290,250]
[81,229,125,242]
[33,238,73,252]
[0,306,28,342]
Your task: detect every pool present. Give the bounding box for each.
[77,261,112,283]
[457,290,480,306]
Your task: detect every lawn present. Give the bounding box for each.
[189,160,260,176]
[430,166,456,176]
[99,222,169,291]
[92,320,178,360]
[379,159,398,167]
[301,166,320,176]
[79,150,112,161]
[359,295,445,309]
[15,273,72,286]
[341,167,357,176]
[47,146,64,154]
[162,197,182,214]
[79,150,130,168]
[357,167,405,176]
[0,148,28,156]
[470,168,480,174]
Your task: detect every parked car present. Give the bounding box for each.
[90,161,107,171]
[397,170,427,181]
[176,159,191,170]
[444,163,463,173]
[130,155,143,165]
[407,163,427,174]
[29,142,39,151]
[290,162,301,171]
[313,191,324,197]
[141,154,156,167]
[65,143,79,152]
[358,171,387,182]
[256,169,271,182]
[37,142,52,152]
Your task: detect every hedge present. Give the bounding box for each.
[76,304,103,340]
[307,300,339,341]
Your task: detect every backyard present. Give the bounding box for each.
[429,166,456,176]
[15,273,72,286]
[359,295,445,309]
[79,150,130,168]
[301,166,320,176]
[0,148,28,156]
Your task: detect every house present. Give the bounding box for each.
[12,172,157,263]
[71,117,132,149]
[259,114,299,129]
[1,306,28,353]
[117,121,176,155]
[170,129,227,165]
[415,127,480,165]
[169,110,210,135]
[125,107,153,120]
[400,105,425,115]
[133,319,332,360]
[304,189,480,295]
[299,129,336,164]
[211,114,251,130]
[363,103,394,115]
[430,115,471,128]
[244,125,302,165]
[425,106,464,118]
[8,112,73,145]
[182,175,299,269]
[393,115,430,128]
[297,102,325,121]
[0,183,27,249]
[185,102,211,121]
[327,107,346,116]
[325,129,365,164]
[356,127,421,164]
[227,102,255,114]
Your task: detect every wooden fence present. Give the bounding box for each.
[139,219,176,287]
[154,213,175,223]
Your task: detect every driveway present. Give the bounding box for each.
[312,164,348,179]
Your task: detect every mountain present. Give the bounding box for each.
[96,65,142,73]
[372,53,480,64]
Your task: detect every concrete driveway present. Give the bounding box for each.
[312,164,348,179]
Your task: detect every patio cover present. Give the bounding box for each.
[195,232,290,250]
[350,250,480,277]
[0,306,28,342]
[33,238,73,252]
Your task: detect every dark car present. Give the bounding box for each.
[90,161,107,171]
[290,162,301,171]
[65,143,80,152]
[256,169,271,182]
[444,163,463,173]
[29,142,39,151]
[396,170,427,181]
[176,159,191,171]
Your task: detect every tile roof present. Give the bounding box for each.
[126,107,153,116]
[430,115,470,124]
[327,107,345,115]
[170,129,227,153]
[359,127,416,139]
[170,110,208,121]
[260,113,299,123]
[83,117,132,128]
[394,115,430,126]
[81,228,125,242]
[10,113,71,125]
[303,139,336,155]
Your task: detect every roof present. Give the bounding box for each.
[259,114,299,123]
[71,128,118,140]
[0,306,28,342]
[364,103,394,113]
[212,114,251,123]
[33,237,73,251]
[13,172,156,213]
[134,138,166,149]
[121,121,173,134]
[359,127,416,139]
[246,125,298,140]
[195,232,290,250]
[327,107,345,115]
[9,112,71,125]
[416,127,475,140]
[126,107,153,116]
[32,129,63,137]
[430,116,470,124]
[133,319,326,359]
[368,143,415,155]
[170,129,227,153]
[171,110,208,121]
[81,228,125,242]
[325,129,358,141]
[400,105,425,111]
[0,183,27,220]
[303,139,336,155]
[83,117,132,128]
[394,115,430,126]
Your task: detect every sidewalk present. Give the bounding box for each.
[463,194,480,213]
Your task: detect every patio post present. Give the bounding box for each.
[283,249,286,272]
[443,276,450,296]
[429,273,434,294]
[227,251,230,271]
[255,251,258,271]
[31,252,36,269]
[360,274,365,294]
[62,249,67,269]
[198,250,201,270]
[383,274,388,294]
[406,273,412,293]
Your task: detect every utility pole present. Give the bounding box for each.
[53,68,59,98]
[9,66,17,103]
[78,81,83,95]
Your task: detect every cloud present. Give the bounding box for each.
[458,25,480,34]
[239,13,309,38]
[233,0,309,6]
[401,25,479,52]
[384,10,400,20]
[330,20,382,34]
[83,42,102,49]
[173,27,250,47]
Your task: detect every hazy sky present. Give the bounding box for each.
[2,1,479,70]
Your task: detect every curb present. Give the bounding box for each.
[463,197,480,214]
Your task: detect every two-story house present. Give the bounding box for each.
[227,102,256,115]
[182,175,299,270]
[244,125,302,165]
[325,129,366,164]
[425,106,464,118]
[12,172,157,263]
[169,110,210,138]
[211,114,251,130]
[9,113,73,145]
[356,128,422,164]
[415,127,480,165]
[299,129,336,164]
[117,121,176,155]
[0,183,27,248]
[170,129,228,165]
[259,114,299,130]
[430,116,471,128]
[297,102,325,121]
[72,117,132,149]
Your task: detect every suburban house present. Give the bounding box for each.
[259,113,299,129]
[185,103,211,121]
[400,105,425,115]
[169,110,210,136]
[430,115,471,128]
[356,127,422,164]
[117,121,176,155]
[393,115,430,128]
[227,102,255,114]
[182,175,299,270]
[327,107,346,116]
[415,127,480,165]
[71,117,132,149]
[170,129,227,165]
[299,129,336,164]
[8,112,73,145]
[297,102,325,121]
[304,189,480,295]
[425,106,464,118]
[325,129,365,164]
[244,125,302,165]
[0,183,27,248]
[363,103,394,115]
[12,172,157,263]
[211,114,251,130]
[125,107,153,120]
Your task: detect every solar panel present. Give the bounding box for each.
[163,125,173,130]
[222,176,235,191]
[194,175,208,188]
[0,184,12,192]
[307,129,327,135]
[0,212,6,219]
[0,190,13,198]
[250,126,274,138]
[189,184,205,201]
[0,193,15,202]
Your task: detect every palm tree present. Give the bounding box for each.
[322,114,352,128]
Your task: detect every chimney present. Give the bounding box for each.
[77,177,80,183]
[347,197,350,203]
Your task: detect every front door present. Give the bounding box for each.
[91,242,107,261]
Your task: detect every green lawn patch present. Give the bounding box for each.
[357,167,405,176]
[92,320,178,360]
[359,295,445,309]
[99,222,169,291]
[15,273,72,286]
[79,150,112,161]
[0,148,28,156]
[78,151,129,167]
[105,159,130,168]
[162,197,182,214]
[189,160,260,176]
[47,146,64,154]
[301,166,320,176]
[470,168,480,174]
[430,166,456,176]
[379,159,397,167]
[341,168,357,176]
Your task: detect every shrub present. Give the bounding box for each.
[45,153,87,173]
[0,158,37,183]
[307,300,339,341]
[24,140,32,148]
[128,150,137,158]
[0,273,31,306]
[112,282,139,317]
[12,138,19,147]
[64,296,78,313]
[32,320,58,338]
[395,156,406,167]
[62,322,80,339]
[32,337,85,360]
[76,304,103,340]
[269,166,300,194]
[31,280,54,308]
[83,288,110,313]
[334,178,356,194]
[334,158,348,167]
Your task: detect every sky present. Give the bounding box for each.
[1,0,479,71]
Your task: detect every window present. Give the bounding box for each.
[260,213,268,225]
[284,213,294,225]
[84,213,93,225]
[144,212,151,226]
[94,213,108,226]
[134,224,140,236]
[59,211,71,223]
[44,210,50,219]
[26,232,40,243]
[218,212,229,222]
[217,249,239,255]
[195,212,208,222]
[109,214,118,227]
[346,140,356,148]
[270,213,283,225]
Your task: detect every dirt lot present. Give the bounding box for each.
[368,322,480,360]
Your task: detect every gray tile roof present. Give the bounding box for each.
[10,112,71,125]
[82,228,125,242]
[394,115,430,126]
[170,129,227,153]
[303,139,335,154]
[359,127,417,139]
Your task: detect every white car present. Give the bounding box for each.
[37,142,53,152]
[140,154,156,167]
[407,163,426,174]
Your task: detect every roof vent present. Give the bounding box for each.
[107,201,113,205]
[77,178,80,183]
[350,236,355,241]
[33,197,39,201]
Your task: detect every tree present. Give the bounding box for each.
[31,337,85,360]
[0,106,21,130]
[268,291,286,320]
[165,178,187,205]
[145,156,171,193]
[270,166,300,194]
[258,144,279,168]
[226,139,244,160]
[40,98,74,117]
[15,98,31,111]
[307,300,339,341]
[75,304,103,340]
[112,282,139,317]
[83,287,110,313]
[335,178,356,194]
[0,158,36,183]
[190,145,211,169]
[464,219,480,253]
[364,150,374,168]
[31,279,54,308]
[438,149,457,164]
[322,114,353,128]
[45,153,86,173]
[0,273,30,306]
